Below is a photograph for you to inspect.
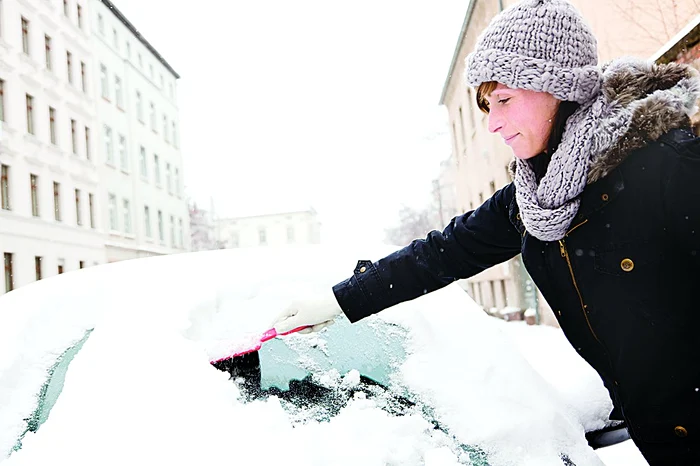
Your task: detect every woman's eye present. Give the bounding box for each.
[498,98,510,104]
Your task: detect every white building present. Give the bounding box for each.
[1,0,106,295]
[1,0,190,295]
[217,209,321,249]
[89,0,188,262]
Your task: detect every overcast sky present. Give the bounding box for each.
[112,0,470,245]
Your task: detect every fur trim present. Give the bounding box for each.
[588,60,700,183]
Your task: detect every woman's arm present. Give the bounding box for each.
[334,182,522,323]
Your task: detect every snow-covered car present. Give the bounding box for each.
[0,244,632,466]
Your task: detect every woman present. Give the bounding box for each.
[273,0,700,462]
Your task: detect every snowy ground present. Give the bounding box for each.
[0,245,646,465]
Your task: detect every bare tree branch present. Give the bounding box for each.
[654,0,671,40]
[611,2,666,47]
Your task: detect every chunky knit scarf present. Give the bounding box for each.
[513,58,700,242]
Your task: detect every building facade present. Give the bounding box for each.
[439,0,699,325]
[217,209,321,249]
[2,0,189,296]
[89,0,188,262]
[0,0,106,295]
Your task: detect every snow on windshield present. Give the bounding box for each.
[0,245,615,465]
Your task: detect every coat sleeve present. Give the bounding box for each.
[333,182,522,323]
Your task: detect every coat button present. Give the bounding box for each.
[359,266,366,273]
[516,213,521,220]
[674,426,688,438]
[601,193,609,201]
[620,258,634,272]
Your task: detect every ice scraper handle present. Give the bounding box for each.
[259,326,311,343]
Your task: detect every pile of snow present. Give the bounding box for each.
[0,244,622,465]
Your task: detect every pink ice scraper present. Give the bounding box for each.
[210,325,311,365]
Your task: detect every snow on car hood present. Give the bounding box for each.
[0,244,613,466]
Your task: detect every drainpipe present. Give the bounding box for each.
[499,0,504,11]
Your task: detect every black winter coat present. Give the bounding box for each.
[332,61,700,459]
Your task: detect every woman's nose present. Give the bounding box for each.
[487,110,503,134]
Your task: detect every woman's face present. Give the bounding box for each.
[485,83,560,159]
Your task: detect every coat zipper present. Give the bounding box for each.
[557,219,601,343]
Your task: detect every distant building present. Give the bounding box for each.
[217,208,321,249]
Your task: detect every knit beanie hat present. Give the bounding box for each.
[465,0,601,104]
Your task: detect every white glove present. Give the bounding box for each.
[272,289,343,334]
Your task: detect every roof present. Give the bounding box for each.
[650,14,700,64]
[438,0,478,105]
[100,0,181,79]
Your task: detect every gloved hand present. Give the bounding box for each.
[272,289,343,334]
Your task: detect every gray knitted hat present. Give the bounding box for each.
[465,0,601,104]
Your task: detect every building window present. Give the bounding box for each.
[100,64,109,99]
[77,4,83,28]
[123,198,131,234]
[154,154,161,185]
[157,210,164,242]
[115,75,123,108]
[49,107,57,144]
[165,163,172,194]
[85,126,91,160]
[66,51,73,84]
[163,115,169,143]
[144,205,151,238]
[71,119,78,154]
[1,164,9,210]
[139,146,148,178]
[80,62,87,93]
[53,182,61,221]
[30,174,38,217]
[88,193,95,228]
[112,28,118,49]
[4,253,13,293]
[138,53,142,68]
[108,193,117,231]
[97,13,104,35]
[287,226,295,243]
[126,41,131,58]
[26,94,34,134]
[149,63,153,79]
[170,215,175,247]
[104,125,113,164]
[172,122,178,148]
[79,260,85,269]
[35,256,42,281]
[160,74,164,89]
[174,168,180,197]
[259,228,267,245]
[118,134,127,171]
[178,218,183,248]
[149,102,156,131]
[21,17,29,55]
[136,91,143,122]
[0,79,5,122]
[169,83,174,98]
[45,35,52,70]
[63,0,69,17]
[75,188,81,225]
[57,259,64,275]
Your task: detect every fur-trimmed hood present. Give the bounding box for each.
[508,58,700,183]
